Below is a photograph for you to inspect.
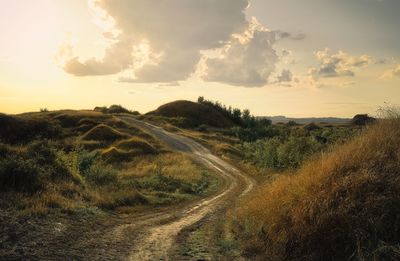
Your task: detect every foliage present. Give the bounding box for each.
[197,96,272,129]
[352,114,376,126]
[94,105,139,115]
[238,125,358,171]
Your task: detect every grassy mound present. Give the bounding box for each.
[53,111,107,128]
[147,100,234,128]
[116,137,156,154]
[101,138,156,163]
[232,116,400,260]
[81,124,128,142]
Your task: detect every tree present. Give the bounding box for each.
[352,114,376,126]
[197,96,205,103]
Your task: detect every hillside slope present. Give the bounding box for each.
[146,100,235,128]
[231,114,400,260]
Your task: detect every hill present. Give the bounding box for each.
[0,109,217,216]
[264,115,351,124]
[146,100,235,128]
[231,114,400,260]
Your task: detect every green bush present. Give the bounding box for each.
[84,161,117,186]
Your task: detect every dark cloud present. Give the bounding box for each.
[275,30,306,41]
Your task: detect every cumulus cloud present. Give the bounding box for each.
[202,20,279,87]
[308,49,373,80]
[61,0,250,83]
[58,0,294,87]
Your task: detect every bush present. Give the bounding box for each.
[240,136,322,171]
[84,161,117,186]
[94,105,136,114]
[108,105,130,114]
[0,155,41,193]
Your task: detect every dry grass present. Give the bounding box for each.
[231,116,400,260]
[120,153,205,183]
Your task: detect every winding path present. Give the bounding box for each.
[119,116,255,260]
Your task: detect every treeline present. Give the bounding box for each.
[197,96,271,128]
[197,96,273,141]
[94,105,140,115]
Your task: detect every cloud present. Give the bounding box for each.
[202,20,279,87]
[381,64,400,79]
[61,0,250,83]
[276,69,293,82]
[309,49,373,80]
[58,0,295,87]
[275,30,306,41]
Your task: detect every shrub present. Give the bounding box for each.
[0,155,41,193]
[352,114,376,126]
[84,161,117,186]
[108,105,130,114]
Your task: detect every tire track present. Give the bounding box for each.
[120,116,255,260]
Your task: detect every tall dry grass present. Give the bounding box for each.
[231,113,400,260]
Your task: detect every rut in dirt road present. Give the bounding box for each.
[120,116,255,261]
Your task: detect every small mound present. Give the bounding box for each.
[81,124,128,142]
[147,100,234,128]
[116,138,156,154]
[54,111,106,128]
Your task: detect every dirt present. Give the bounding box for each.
[0,116,255,260]
[120,117,255,260]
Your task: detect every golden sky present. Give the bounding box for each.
[1,0,399,117]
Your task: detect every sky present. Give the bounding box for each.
[1,0,399,117]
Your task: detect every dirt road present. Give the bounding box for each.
[119,116,255,260]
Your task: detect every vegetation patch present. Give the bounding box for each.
[230,114,400,260]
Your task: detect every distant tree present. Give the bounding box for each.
[286,120,298,127]
[304,122,321,132]
[40,108,48,113]
[352,114,376,126]
[232,108,242,124]
[257,118,272,127]
[197,96,205,103]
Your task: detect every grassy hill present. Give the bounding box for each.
[146,100,235,128]
[0,109,217,215]
[230,113,400,260]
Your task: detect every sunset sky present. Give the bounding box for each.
[1,0,399,117]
